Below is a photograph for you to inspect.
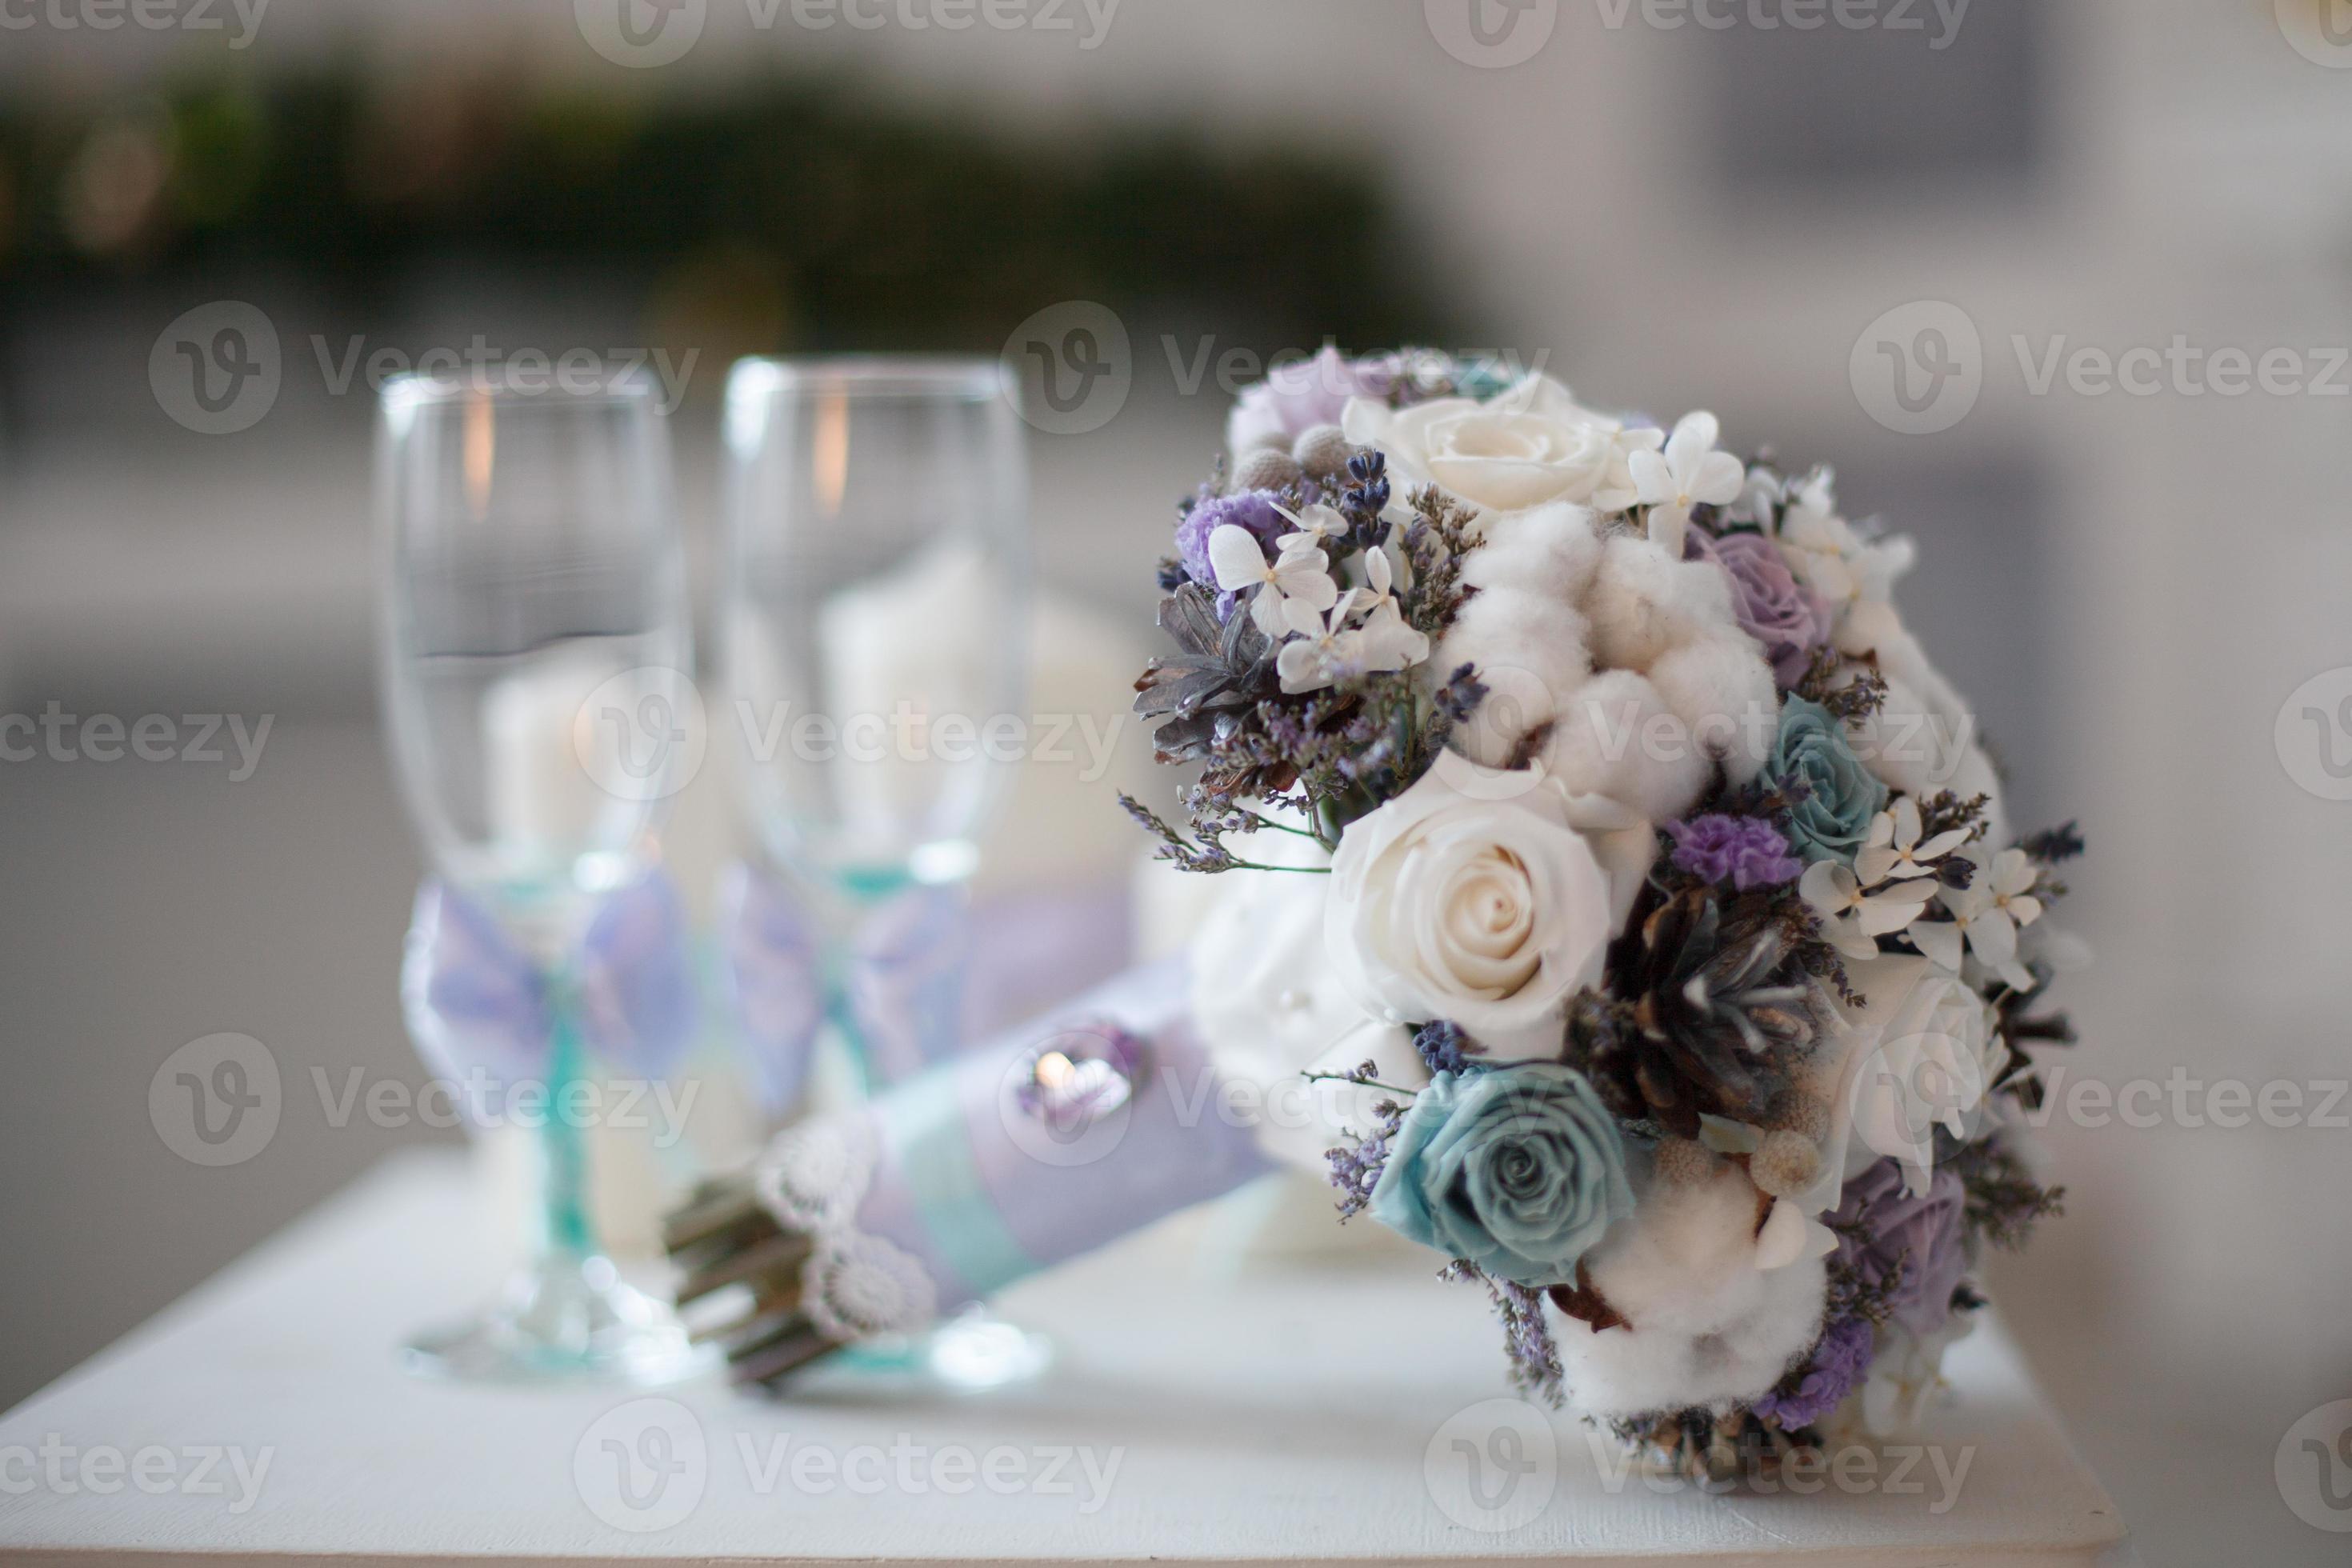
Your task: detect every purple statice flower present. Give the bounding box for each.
[1439,1260,1566,1407]
[1414,1019,1474,1077]
[1667,814,1805,890]
[1174,488,1290,594]
[1754,1314,1874,1430]
[1326,1098,1405,1222]
[1830,1158,1970,1336]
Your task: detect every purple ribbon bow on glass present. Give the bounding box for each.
[401,872,701,1122]
[720,863,974,1114]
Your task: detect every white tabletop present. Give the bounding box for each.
[0,1152,2131,1565]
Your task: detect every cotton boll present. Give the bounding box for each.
[1582,534,1738,674]
[1433,589,1593,766]
[1839,600,1972,745]
[1556,1159,1830,1415]
[1543,671,1713,823]
[1645,634,1779,786]
[1461,502,1605,606]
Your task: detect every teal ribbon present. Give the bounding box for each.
[874,1066,1035,1300]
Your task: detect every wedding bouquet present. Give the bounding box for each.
[1124,346,2082,1474]
[671,346,2081,1484]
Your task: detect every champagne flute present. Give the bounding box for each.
[721,355,1038,1385]
[376,366,708,1385]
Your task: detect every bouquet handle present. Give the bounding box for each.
[665,958,1273,1389]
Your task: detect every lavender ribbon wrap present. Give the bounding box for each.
[399,874,700,1118]
[752,957,1272,1342]
[722,862,1135,1115]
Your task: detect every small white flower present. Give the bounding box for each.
[1351,596,1430,674]
[1854,796,1974,885]
[1208,522,1337,638]
[1911,847,2038,993]
[1986,846,2044,928]
[1275,593,1354,694]
[1801,858,1934,964]
[1273,500,1349,554]
[1629,410,1744,557]
[1274,585,1429,695]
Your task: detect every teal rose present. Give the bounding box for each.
[1369,1065,1633,1288]
[1771,695,1887,866]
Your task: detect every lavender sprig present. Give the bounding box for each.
[1439,1259,1565,1408]
[1326,1092,1404,1222]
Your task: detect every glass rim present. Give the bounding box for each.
[726,354,1007,403]
[378,364,663,417]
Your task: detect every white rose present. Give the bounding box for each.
[1342,374,1659,518]
[1802,954,2005,1199]
[1323,762,1639,1060]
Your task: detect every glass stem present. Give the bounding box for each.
[539,973,597,1262]
[822,867,914,1098]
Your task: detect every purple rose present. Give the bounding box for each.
[1688,528,1833,688]
[1227,347,1392,453]
[1666,814,1804,890]
[1175,489,1290,594]
[1830,1158,1970,1336]
[1753,1314,1873,1430]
